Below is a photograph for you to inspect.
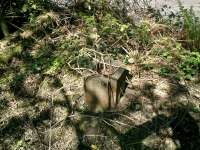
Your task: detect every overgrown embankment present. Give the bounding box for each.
[0,0,199,150]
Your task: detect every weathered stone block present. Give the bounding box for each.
[84,67,129,112]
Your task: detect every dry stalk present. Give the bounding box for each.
[48,86,65,150]
[107,119,133,127]
[67,60,97,75]
[8,22,37,41]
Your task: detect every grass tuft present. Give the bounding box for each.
[178,1,200,50]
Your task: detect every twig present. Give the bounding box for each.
[107,119,133,127]
[111,37,123,47]
[67,61,97,74]
[83,134,108,138]
[92,58,120,68]
[48,85,64,150]
[121,46,130,54]
[102,119,116,129]
[8,22,37,41]
[115,113,136,123]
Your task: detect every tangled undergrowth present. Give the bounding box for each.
[0,0,200,150]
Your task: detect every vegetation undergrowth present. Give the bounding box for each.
[0,0,200,149]
[178,1,200,50]
[1,0,198,81]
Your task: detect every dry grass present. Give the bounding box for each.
[0,4,200,150]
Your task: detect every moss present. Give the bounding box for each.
[44,57,64,75]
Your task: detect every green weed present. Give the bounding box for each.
[134,21,151,46]
[44,57,64,75]
[100,13,129,37]
[152,37,199,80]
[159,67,171,76]
[179,52,200,80]
[178,2,200,50]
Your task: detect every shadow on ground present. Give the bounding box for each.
[0,7,200,149]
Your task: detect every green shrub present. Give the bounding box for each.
[0,0,51,37]
[100,13,129,37]
[179,52,200,79]
[159,67,171,77]
[134,21,151,46]
[79,12,97,29]
[152,37,199,80]
[21,0,53,22]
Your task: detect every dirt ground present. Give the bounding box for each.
[0,63,200,150]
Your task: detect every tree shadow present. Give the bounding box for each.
[170,107,200,150]
[0,114,29,149]
[1,4,200,149]
[102,106,200,150]
[64,77,200,150]
[0,108,56,149]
